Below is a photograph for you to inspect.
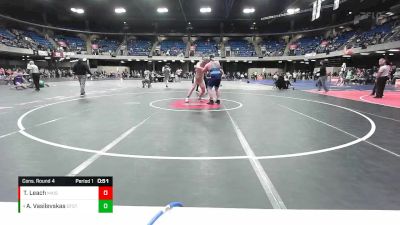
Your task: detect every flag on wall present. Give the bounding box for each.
[334,0,340,10]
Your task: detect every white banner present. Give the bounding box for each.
[312,1,317,21]
[63,52,76,56]
[316,0,322,20]
[37,50,48,56]
[334,0,340,10]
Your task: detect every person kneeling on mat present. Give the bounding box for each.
[202,55,224,105]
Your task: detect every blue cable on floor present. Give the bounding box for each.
[147,202,183,225]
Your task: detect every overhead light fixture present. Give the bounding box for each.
[360,53,370,55]
[339,26,345,29]
[389,53,394,56]
[348,11,352,15]
[128,59,132,61]
[123,21,127,24]
[386,12,394,16]
[287,8,300,15]
[375,51,385,54]
[287,59,293,62]
[200,7,211,13]
[389,49,400,52]
[115,7,126,14]
[120,61,125,63]
[71,8,85,14]
[343,55,351,58]
[243,8,255,14]
[157,7,168,13]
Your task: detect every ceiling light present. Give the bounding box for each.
[360,53,370,55]
[287,8,300,15]
[287,59,292,62]
[348,12,352,15]
[389,53,394,56]
[115,7,126,14]
[123,21,127,24]
[128,59,132,61]
[243,8,255,14]
[375,51,385,54]
[339,26,344,29]
[200,7,211,13]
[71,8,84,14]
[389,49,400,52]
[157,7,168,13]
[343,55,351,58]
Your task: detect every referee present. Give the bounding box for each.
[27,61,40,91]
[374,58,390,98]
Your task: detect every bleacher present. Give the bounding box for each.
[55,35,86,51]
[292,36,322,55]
[22,30,54,50]
[127,39,152,56]
[159,40,186,56]
[227,40,256,57]
[0,28,15,40]
[354,21,394,47]
[96,38,121,54]
[261,39,285,56]
[329,31,356,51]
[192,40,218,57]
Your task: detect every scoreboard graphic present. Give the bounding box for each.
[18,177,113,213]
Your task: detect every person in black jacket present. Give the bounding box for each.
[317,61,329,92]
[72,59,92,96]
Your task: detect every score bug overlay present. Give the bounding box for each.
[18,177,113,213]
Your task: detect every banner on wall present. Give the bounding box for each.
[52,51,64,58]
[38,50,48,56]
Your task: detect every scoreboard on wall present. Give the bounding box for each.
[18,177,113,213]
